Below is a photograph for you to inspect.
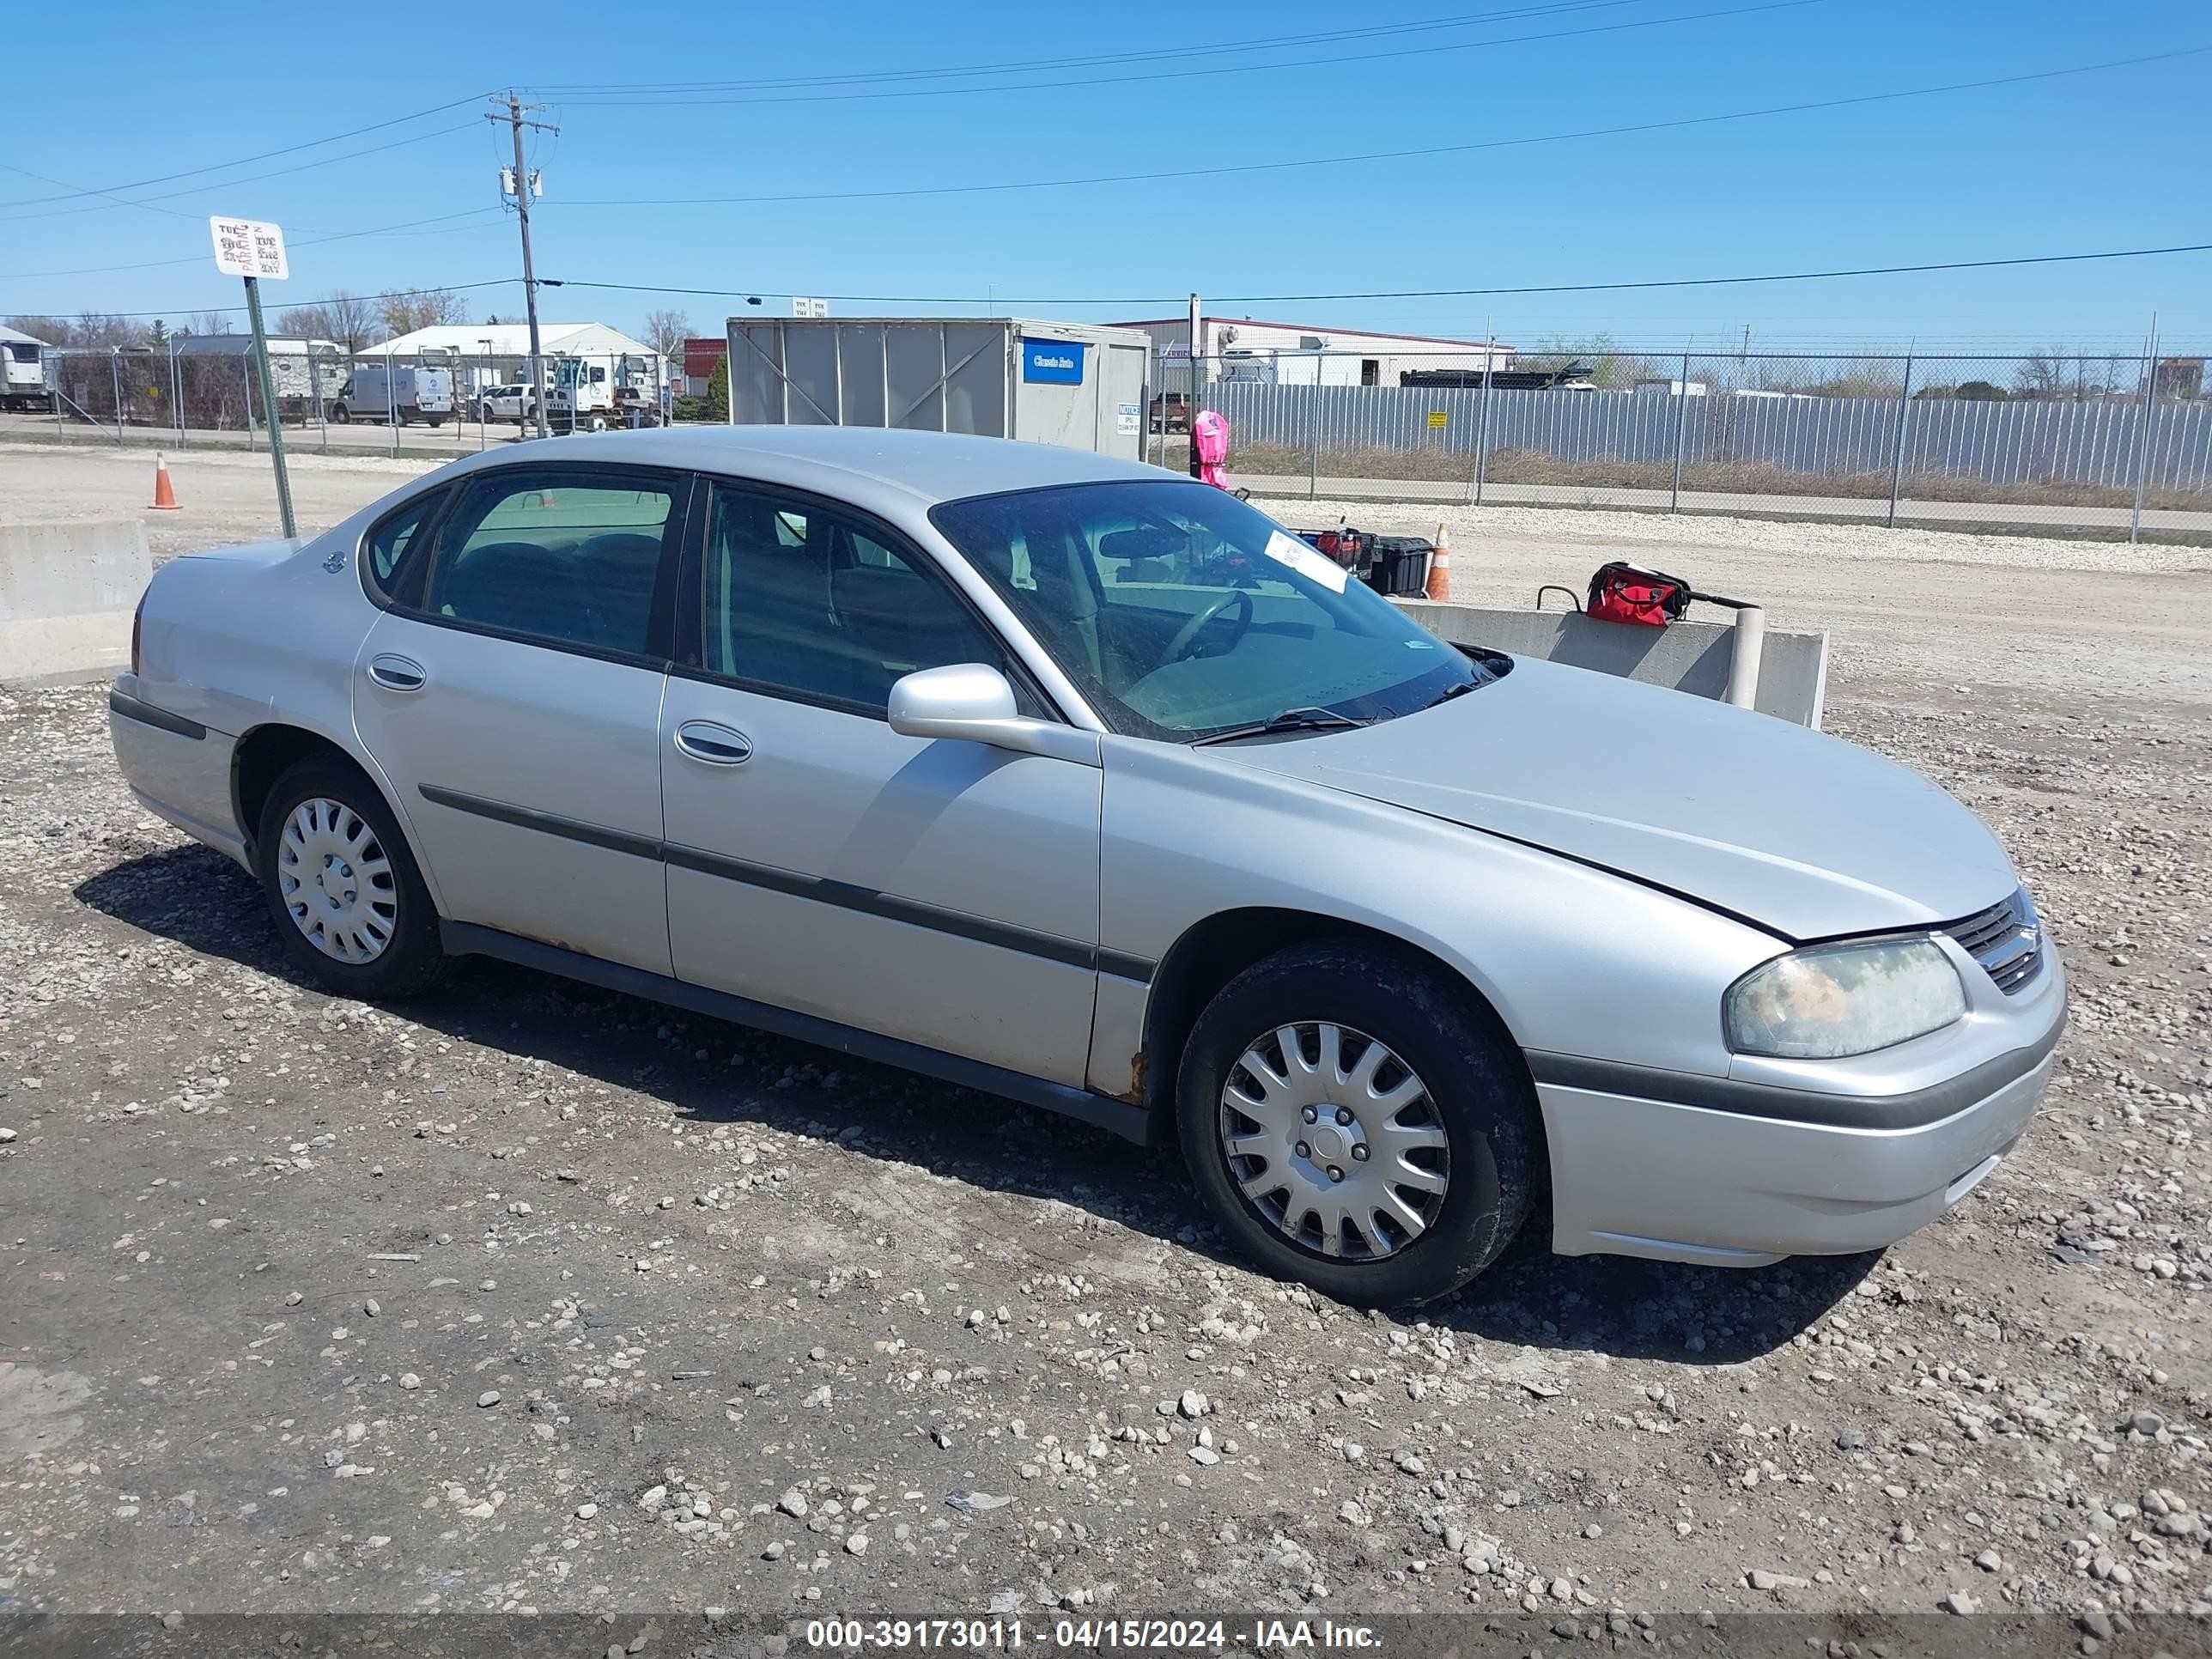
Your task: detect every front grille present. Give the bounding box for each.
[1942,888,2043,994]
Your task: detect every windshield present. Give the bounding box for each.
[931,480,1488,740]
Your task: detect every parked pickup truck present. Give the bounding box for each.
[481,384,538,425]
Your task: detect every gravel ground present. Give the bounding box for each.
[2,446,2209,1640]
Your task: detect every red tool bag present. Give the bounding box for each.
[1312,527,1364,566]
[1586,561,1694,627]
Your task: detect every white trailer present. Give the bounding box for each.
[1218,346,1363,387]
[1,326,52,412]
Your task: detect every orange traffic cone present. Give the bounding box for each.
[149,455,180,512]
[1424,520,1452,600]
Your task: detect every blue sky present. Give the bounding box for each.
[3,0,2207,353]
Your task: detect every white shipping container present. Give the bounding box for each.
[725,317,1152,460]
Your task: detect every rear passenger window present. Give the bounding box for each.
[363,490,441,597]
[420,471,675,657]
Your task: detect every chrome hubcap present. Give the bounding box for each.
[276,797,397,963]
[1218,1021,1449,1261]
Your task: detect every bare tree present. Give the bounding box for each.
[52,313,148,349]
[2013,351,2069,400]
[2,314,58,343]
[642,307,692,362]
[185,310,236,337]
[378,288,471,337]
[276,290,379,353]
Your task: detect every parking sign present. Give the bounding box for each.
[209,217,289,280]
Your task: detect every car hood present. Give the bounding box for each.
[1218,656,2018,941]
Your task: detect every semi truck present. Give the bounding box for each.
[2,329,52,412]
[544,353,665,432]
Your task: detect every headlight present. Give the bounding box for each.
[1725,938,1966,1059]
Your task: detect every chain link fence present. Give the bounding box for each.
[29,344,673,455]
[1144,349,2211,535]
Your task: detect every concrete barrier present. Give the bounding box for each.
[0,519,152,686]
[1396,598,1829,728]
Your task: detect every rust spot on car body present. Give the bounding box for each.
[1122,1048,1148,1103]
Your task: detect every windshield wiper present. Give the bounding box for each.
[1189,706,1366,747]
[1419,678,1483,712]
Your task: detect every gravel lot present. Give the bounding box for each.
[2,444,2209,1640]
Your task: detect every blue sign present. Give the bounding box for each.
[1021,338,1086,385]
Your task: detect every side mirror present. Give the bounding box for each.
[887,665,1099,767]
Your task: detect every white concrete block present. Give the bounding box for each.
[0,519,152,685]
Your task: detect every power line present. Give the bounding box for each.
[0,93,497,210]
[0,161,206,222]
[552,46,2212,211]
[0,208,506,282]
[541,241,2212,309]
[535,0,1647,94]
[1215,244,2212,304]
[550,0,1820,106]
[8,123,485,224]
[2,277,518,325]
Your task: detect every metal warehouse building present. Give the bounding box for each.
[1110,315,1514,386]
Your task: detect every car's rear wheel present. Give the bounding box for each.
[255,758,445,1000]
[1176,942,1535,1305]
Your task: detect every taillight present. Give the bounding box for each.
[131,591,145,677]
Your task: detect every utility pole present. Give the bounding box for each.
[489,92,558,439]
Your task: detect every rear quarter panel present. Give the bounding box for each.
[131,496,431,884]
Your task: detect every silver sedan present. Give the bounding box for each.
[109,427,2063,1304]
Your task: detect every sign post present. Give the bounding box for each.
[209,216,296,538]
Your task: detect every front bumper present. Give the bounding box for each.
[1536,951,2065,1267]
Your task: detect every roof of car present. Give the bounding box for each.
[483,425,1167,508]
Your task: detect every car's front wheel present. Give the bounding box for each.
[1177,943,1536,1305]
[255,758,445,1000]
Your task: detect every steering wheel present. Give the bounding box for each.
[1163,588,1255,664]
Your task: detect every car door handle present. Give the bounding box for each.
[367,653,428,692]
[673,720,752,766]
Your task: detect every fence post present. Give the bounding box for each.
[242,356,256,451]
[387,356,398,456]
[1668,349,1691,513]
[110,349,124,447]
[1308,381,1320,501]
[2130,339,2160,546]
[1885,353,1914,528]
[1470,359,1494,506]
[170,342,183,447]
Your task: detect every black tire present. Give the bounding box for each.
[255,757,446,1000]
[329,403,349,424]
[1176,942,1536,1306]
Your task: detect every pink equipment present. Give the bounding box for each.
[1192,409,1231,489]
